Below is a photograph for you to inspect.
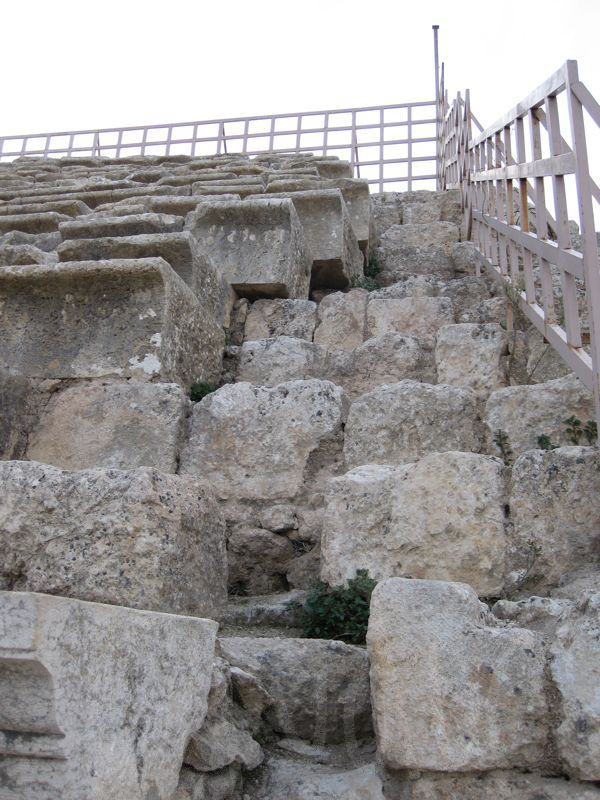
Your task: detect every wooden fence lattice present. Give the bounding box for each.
[440,60,600,426]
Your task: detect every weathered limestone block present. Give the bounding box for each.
[250,189,363,290]
[227,527,295,594]
[180,380,349,501]
[0,591,216,800]
[440,275,493,319]
[25,380,189,472]
[245,758,384,800]
[343,381,479,468]
[0,229,62,251]
[525,327,572,383]
[184,717,262,773]
[402,200,442,224]
[185,198,312,299]
[0,370,38,459]
[485,375,595,457]
[550,594,600,780]
[376,221,459,280]
[436,323,508,394]
[57,231,230,324]
[244,298,317,341]
[321,452,506,595]
[0,462,227,617]
[0,199,91,217]
[59,212,184,238]
[369,273,441,299]
[0,258,225,387]
[508,447,600,595]
[328,178,371,255]
[326,333,436,398]
[0,211,70,234]
[452,240,487,274]
[218,637,372,743]
[236,336,327,386]
[367,579,549,772]
[366,296,455,341]
[0,243,57,266]
[313,289,368,351]
[370,192,403,245]
[389,769,600,799]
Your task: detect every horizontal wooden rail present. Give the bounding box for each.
[0,101,439,193]
[440,60,600,430]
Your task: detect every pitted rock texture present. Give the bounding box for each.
[180,379,349,503]
[343,380,479,468]
[218,637,373,744]
[368,579,550,772]
[0,591,217,800]
[25,380,189,472]
[321,452,506,596]
[0,462,226,617]
[485,375,595,457]
[244,298,317,341]
[436,323,508,394]
[313,289,368,351]
[508,447,600,596]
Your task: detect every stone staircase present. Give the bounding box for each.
[0,153,598,800]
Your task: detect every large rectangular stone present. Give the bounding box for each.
[321,452,506,596]
[248,189,363,290]
[0,591,217,799]
[0,462,227,617]
[25,380,190,472]
[327,178,371,256]
[59,212,184,239]
[185,198,313,299]
[57,231,232,324]
[0,258,224,387]
[0,211,69,234]
[367,578,549,772]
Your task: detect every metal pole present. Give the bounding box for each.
[433,25,441,189]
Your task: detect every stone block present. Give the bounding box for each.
[59,212,184,239]
[436,323,508,394]
[321,452,506,595]
[250,189,363,290]
[326,333,436,399]
[439,275,493,318]
[370,273,441,298]
[245,758,384,800]
[0,591,216,800]
[218,637,372,744]
[185,198,312,299]
[343,380,479,468]
[237,336,327,386]
[485,375,595,457]
[0,258,225,387]
[0,243,57,266]
[57,231,230,324]
[402,200,442,224]
[0,462,227,617]
[389,769,600,799]
[227,527,295,595]
[244,298,317,341]
[376,221,459,280]
[508,447,600,595]
[367,578,549,772]
[328,178,371,255]
[366,296,455,341]
[0,211,70,234]
[0,199,91,217]
[370,192,403,245]
[180,380,349,502]
[25,380,189,472]
[313,289,368,351]
[551,594,600,780]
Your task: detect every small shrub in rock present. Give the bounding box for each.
[189,382,218,402]
[493,430,513,465]
[537,434,558,451]
[352,254,383,292]
[301,570,377,645]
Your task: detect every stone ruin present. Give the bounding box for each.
[0,151,598,800]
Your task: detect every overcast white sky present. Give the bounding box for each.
[1,0,599,137]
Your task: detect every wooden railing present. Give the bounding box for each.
[0,102,438,193]
[441,61,600,424]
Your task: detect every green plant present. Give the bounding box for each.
[564,415,584,445]
[584,419,598,445]
[351,254,383,292]
[493,430,513,465]
[189,382,218,402]
[537,434,558,451]
[301,569,377,645]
